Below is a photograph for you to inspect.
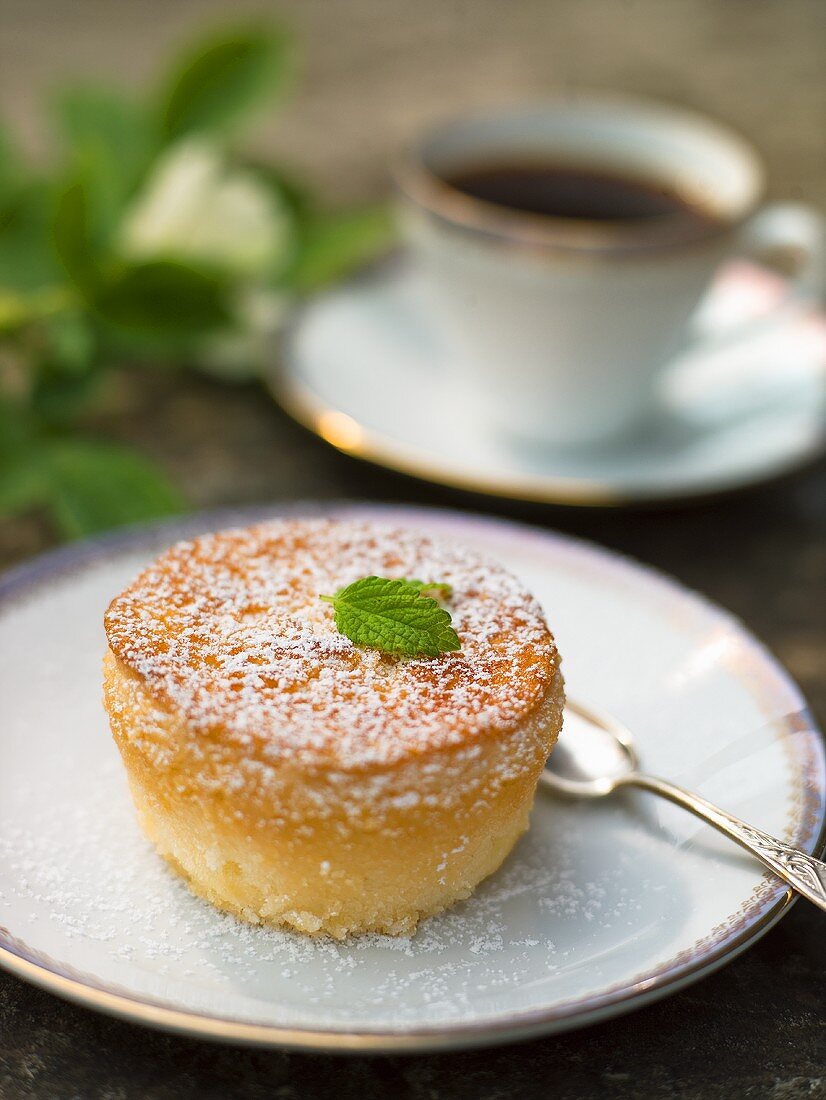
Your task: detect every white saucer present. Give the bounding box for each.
[274,261,826,505]
[0,504,823,1051]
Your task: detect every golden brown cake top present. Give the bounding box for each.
[104,519,558,768]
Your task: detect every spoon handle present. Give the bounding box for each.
[626,772,826,912]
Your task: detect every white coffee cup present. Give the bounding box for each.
[395,97,825,448]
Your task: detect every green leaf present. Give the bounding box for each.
[30,313,100,426]
[0,456,51,518]
[91,260,232,338]
[43,438,184,538]
[160,27,291,142]
[52,177,100,289]
[0,409,50,517]
[0,181,63,292]
[56,87,152,182]
[320,576,461,658]
[248,161,315,226]
[287,205,395,292]
[55,87,154,236]
[0,287,37,332]
[0,286,72,334]
[32,370,103,428]
[242,161,313,275]
[402,579,453,600]
[0,398,34,460]
[0,124,21,204]
[42,310,96,372]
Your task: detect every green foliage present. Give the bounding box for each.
[0,405,50,517]
[0,403,182,539]
[55,87,155,237]
[289,206,395,292]
[0,181,64,292]
[92,261,232,338]
[0,126,21,201]
[44,439,183,538]
[0,21,396,542]
[0,451,51,517]
[52,177,100,288]
[160,27,291,141]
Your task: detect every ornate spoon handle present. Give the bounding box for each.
[621,771,826,912]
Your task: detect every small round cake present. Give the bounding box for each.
[103,519,564,938]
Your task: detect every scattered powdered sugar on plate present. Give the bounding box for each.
[0,749,661,1028]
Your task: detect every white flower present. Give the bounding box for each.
[119,139,292,277]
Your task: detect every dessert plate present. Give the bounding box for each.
[273,261,826,506]
[0,503,823,1051]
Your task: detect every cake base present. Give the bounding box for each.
[105,650,564,939]
[126,772,535,938]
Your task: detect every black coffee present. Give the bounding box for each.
[443,161,712,226]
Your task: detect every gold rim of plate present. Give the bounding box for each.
[0,890,799,1052]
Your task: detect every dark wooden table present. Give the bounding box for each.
[1,1,824,1096]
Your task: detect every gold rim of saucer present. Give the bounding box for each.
[272,359,825,509]
[271,366,621,508]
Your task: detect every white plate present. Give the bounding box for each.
[274,261,826,506]
[0,504,823,1052]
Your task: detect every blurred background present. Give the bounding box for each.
[0,0,824,570]
[2,0,824,203]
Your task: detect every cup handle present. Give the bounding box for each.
[737,201,826,301]
[686,202,826,355]
[665,203,826,422]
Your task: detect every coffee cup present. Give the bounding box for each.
[395,97,824,448]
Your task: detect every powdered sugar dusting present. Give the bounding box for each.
[104,520,557,768]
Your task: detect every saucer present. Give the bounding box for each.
[273,260,826,506]
[0,504,824,1050]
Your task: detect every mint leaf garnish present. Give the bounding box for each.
[320,575,461,657]
[401,578,453,600]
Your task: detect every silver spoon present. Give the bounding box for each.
[541,700,826,912]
